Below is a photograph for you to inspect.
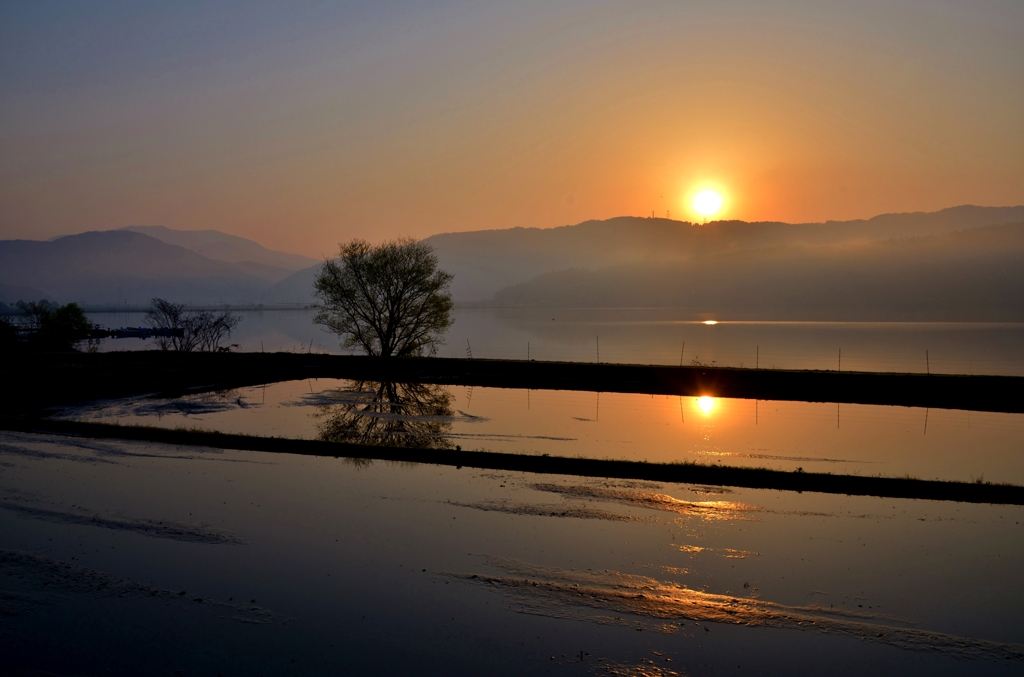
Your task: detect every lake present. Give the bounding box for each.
[86,307,1024,375]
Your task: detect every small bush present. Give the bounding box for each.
[11,300,93,351]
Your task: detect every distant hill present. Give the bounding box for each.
[121,225,318,273]
[424,205,1024,300]
[261,265,322,305]
[492,222,1024,321]
[254,205,1024,307]
[4,206,1022,319]
[0,230,270,305]
[0,282,50,306]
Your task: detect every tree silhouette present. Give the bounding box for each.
[313,238,454,357]
[145,298,241,352]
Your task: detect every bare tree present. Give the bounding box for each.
[146,298,241,352]
[145,299,189,351]
[191,309,241,352]
[313,238,454,357]
[15,300,58,329]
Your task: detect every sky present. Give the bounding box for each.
[1,0,1022,258]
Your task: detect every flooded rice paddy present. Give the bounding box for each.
[6,351,1024,675]
[62,378,1024,484]
[1,428,1022,675]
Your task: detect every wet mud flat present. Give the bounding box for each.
[3,352,1022,416]
[2,430,1023,675]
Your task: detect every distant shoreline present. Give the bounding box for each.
[79,303,312,313]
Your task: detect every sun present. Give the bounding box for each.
[693,190,723,218]
[697,396,716,414]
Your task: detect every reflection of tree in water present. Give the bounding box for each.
[313,381,454,449]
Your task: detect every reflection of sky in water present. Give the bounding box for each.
[63,378,1024,484]
[1,430,1022,674]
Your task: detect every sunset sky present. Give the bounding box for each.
[2,0,1022,258]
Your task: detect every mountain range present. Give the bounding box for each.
[2,205,1022,320]
[1,226,318,306]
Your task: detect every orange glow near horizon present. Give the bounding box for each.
[698,396,716,415]
[0,3,1020,254]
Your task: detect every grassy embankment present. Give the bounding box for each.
[2,351,1020,414]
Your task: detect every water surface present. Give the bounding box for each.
[62,378,1024,484]
[1,430,1021,675]
[84,308,1024,375]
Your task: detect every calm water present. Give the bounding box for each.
[2,430,1022,675]
[86,308,1024,375]
[62,379,1024,484]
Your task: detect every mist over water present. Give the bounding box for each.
[86,307,1024,376]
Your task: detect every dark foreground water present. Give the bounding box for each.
[85,308,1024,375]
[2,430,1022,676]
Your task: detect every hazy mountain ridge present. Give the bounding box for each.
[0,230,271,305]
[3,207,1021,319]
[492,222,1024,320]
[121,225,319,272]
[424,205,1024,300]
